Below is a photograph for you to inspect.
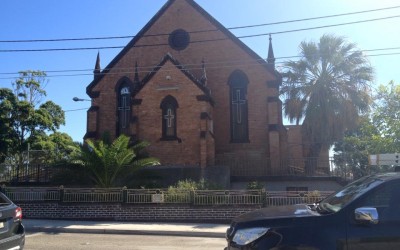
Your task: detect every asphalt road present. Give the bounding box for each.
[25,232,227,250]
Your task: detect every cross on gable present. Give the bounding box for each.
[232,89,246,124]
[164,108,175,127]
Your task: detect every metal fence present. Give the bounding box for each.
[193,190,263,205]
[0,164,53,183]
[0,158,348,185]
[265,191,333,206]
[2,187,60,201]
[126,189,191,204]
[62,188,123,203]
[215,153,338,178]
[0,187,334,206]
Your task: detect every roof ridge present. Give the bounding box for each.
[138,53,211,97]
[86,0,280,97]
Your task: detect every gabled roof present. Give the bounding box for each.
[137,53,212,98]
[87,0,279,96]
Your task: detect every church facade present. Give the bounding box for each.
[84,0,329,178]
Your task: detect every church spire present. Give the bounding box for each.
[200,58,207,86]
[267,34,275,68]
[94,51,101,80]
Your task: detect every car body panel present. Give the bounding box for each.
[0,193,25,250]
[226,173,400,250]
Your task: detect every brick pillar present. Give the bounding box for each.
[200,112,208,168]
[267,95,282,175]
[268,130,280,174]
[200,136,207,168]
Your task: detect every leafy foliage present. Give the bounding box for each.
[12,70,48,106]
[372,80,400,150]
[29,132,80,164]
[333,80,400,178]
[167,178,222,192]
[0,71,65,165]
[0,88,19,163]
[246,181,264,190]
[74,135,159,188]
[305,191,322,204]
[281,35,374,159]
[333,117,382,178]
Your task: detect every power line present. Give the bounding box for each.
[228,5,400,30]
[0,50,399,81]
[246,15,400,37]
[1,5,399,43]
[368,52,400,57]
[64,108,90,112]
[1,46,400,77]
[1,14,400,53]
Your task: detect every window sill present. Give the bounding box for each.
[160,137,182,143]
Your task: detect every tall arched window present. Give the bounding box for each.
[117,81,132,136]
[228,70,249,143]
[160,95,179,140]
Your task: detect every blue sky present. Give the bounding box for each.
[1,0,400,142]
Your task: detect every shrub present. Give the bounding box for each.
[165,178,222,203]
[247,181,264,190]
[305,190,322,203]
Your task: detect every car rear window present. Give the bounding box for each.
[0,194,12,206]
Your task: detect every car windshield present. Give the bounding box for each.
[319,175,384,213]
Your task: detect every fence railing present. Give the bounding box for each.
[0,159,350,185]
[193,190,263,205]
[265,191,333,206]
[0,186,334,207]
[0,164,53,183]
[62,188,123,203]
[215,154,338,178]
[3,187,60,202]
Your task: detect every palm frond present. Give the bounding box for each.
[281,34,374,150]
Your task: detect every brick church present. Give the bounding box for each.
[84,0,331,186]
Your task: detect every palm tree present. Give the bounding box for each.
[75,135,159,188]
[281,34,374,172]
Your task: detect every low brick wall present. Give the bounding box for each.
[18,202,261,223]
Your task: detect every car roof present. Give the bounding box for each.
[370,172,400,182]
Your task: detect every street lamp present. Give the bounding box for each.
[73,97,91,102]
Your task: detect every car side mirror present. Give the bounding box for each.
[355,207,379,225]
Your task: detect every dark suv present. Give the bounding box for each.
[225,172,400,250]
[0,192,25,250]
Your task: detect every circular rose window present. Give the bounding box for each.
[168,29,190,51]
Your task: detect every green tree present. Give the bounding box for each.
[372,80,400,150]
[281,35,374,172]
[0,88,19,163]
[74,135,159,188]
[333,117,381,178]
[28,132,80,165]
[333,81,400,178]
[0,70,65,165]
[12,70,48,106]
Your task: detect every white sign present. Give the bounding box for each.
[369,153,400,166]
[151,194,164,203]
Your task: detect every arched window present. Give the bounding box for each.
[228,70,249,143]
[160,95,179,140]
[117,81,132,136]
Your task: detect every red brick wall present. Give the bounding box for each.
[19,202,259,223]
[88,0,282,166]
[135,61,212,166]
[286,125,304,160]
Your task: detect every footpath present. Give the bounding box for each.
[23,219,229,238]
